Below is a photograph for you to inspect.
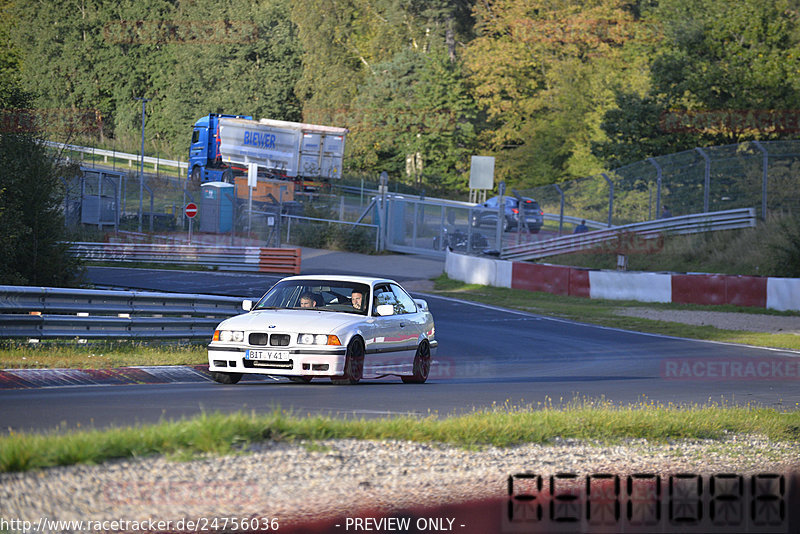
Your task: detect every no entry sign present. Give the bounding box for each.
[185,203,198,218]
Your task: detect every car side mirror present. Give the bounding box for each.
[242,299,253,311]
[375,304,395,316]
[413,299,428,312]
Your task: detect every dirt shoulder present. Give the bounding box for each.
[614,308,800,334]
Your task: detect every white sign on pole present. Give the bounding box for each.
[247,163,258,188]
[469,156,495,190]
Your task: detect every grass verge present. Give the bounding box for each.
[0,341,207,369]
[2,404,798,473]
[432,275,800,351]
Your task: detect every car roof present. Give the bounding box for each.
[484,195,538,203]
[278,275,398,286]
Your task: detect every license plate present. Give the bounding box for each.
[245,350,289,361]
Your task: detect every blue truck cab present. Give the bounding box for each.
[188,113,252,184]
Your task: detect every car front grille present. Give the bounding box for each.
[248,333,291,346]
[270,334,290,346]
[249,333,268,345]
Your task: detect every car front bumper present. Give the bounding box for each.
[208,344,348,377]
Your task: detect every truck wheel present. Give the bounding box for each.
[222,168,234,183]
[191,166,202,186]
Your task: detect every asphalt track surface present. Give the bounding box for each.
[1,266,798,433]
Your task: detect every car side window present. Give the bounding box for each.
[373,285,398,314]
[390,284,417,314]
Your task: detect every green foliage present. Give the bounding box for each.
[291,220,375,254]
[595,0,800,166]
[10,0,302,153]
[464,0,654,188]
[593,92,699,169]
[769,214,800,277]
[3,0,800,200]
[0,135,84,286]
[0,27,83,286]
[546,213,800,278]
[349,49,478,193]
[288,202,376,253]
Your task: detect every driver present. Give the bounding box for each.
[299,292,317,308]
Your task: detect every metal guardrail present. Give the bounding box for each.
[543,213,605,231]
[45,141,187,171]
[66,242,302,274]
[502,208,757,261]
[0,286,243,340]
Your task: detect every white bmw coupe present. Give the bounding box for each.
[208,275,437,385]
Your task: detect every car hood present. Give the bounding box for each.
[217,309,364,333]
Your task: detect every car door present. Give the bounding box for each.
[364,283,412,375]
[389,283,426,357]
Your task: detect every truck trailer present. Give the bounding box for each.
[187,113,349,189]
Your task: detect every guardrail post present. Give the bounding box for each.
[439,206,445,253]
[412,200,418,248]
[753,140,768,220]
[496,189,504,253]
[136,97,150,233]
[141,182,155,232]
[278,186,284,248]
[553,184,565,235]
[647,157,662,220]
[601,173,614,227]
[696,147,711,213]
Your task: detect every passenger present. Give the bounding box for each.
[351,289,365,311]
[299,292,317,308]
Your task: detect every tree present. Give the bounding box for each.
[1,1,83,286]
[0,134,83,286]
[11,0,303,154]
[464,0,654,188]
[594,0,800,166]
[593,92,699,169]
[349,47,478,193]
[290,0,475,125]
[155,0,303,146]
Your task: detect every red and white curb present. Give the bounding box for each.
[445,250,800,311]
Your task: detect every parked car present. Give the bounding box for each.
[471,195,544,233]
[207,275,437,385]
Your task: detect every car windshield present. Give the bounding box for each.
[253,280,371,315]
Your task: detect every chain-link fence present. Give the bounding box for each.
[62,139,800,254]
[517,140,800,228]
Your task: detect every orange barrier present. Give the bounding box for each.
[68,242,302,275]
[259,247,301,274]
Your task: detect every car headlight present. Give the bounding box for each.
[215,330,244,343]
[298,333,341,345]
